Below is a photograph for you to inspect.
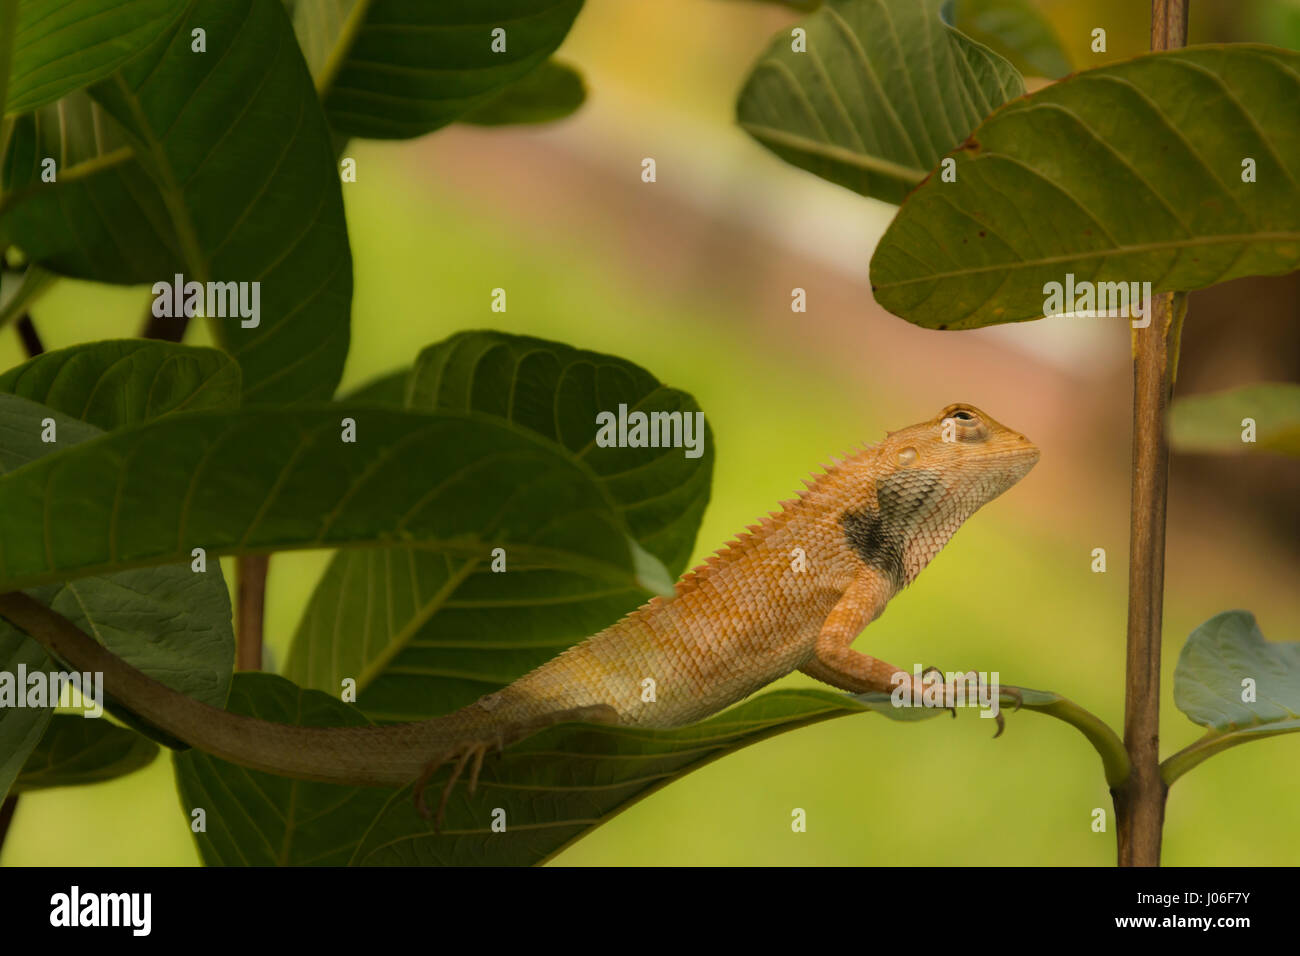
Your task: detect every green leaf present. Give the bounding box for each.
[459,59,586,126]
[349,689,927,865]
[1164,610,1300,785]
[0,340,240,430]
[173,673,390,866]
[284,331,712,721]
[0,393,233,772]
[14,714,158,792]
[292,0,585,139]
[0,0,353,404]
[2,0,187,115]
[1168,382,1300,457]
[736,0,1023,204]
[0,403,673,600]
[0,89,168,275]
[0,264,55,332]
[870,45,1300,329]
[950,0,1072,80]
[0,623,55,799]
[178,678,1039,866]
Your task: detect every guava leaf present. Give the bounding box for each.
[1164,610,1300,784]
[1169,382,1300,457]
[736,0,1023,204]
[870,46,1300,329]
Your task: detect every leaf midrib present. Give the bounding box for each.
[875,230,1300,289]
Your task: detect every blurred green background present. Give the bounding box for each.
[2,0,1297,866]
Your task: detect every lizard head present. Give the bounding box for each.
[838,403,1039,588]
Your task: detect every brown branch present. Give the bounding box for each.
[15,313,43,356]
[1114,0,1189,870]
[235,555,269,671]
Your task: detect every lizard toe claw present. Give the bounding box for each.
[919,666,957,716]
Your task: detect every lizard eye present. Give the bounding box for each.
[941,406,989,441]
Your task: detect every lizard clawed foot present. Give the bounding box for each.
[991,685,1023,739]
[920,665,957,718]
[917,668,1019,735]
[411,703,621,831]
[413,739,495,831]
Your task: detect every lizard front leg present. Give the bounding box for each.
[799,571,1015,729]
[798,570,911,694]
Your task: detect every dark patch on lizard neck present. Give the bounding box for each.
[839,468,944,587]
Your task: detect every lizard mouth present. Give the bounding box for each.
[977,442,1040,469]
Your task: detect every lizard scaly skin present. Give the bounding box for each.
[0,402,1038,821]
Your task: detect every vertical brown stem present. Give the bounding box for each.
[235,555,269,671]
[1115,0,1188,870]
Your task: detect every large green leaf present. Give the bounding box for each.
[0,393,233,787]
[350,689,940,865]
[0,340,240,430]
[459,59,585,126]
[0,89,168,275]
[736,0,1023,204]
[0,0,353,404]
[284,331,712,721]
[1164,611,1300,784]
[291,0,585,139]
[173,673,390,866]
[179,674,943,866]
[1,0,187,115]
[870,46,1300,329]
[1168,382,1300,458]
[14,714,158,792]
[0,403,673,598]
[0,395,235,709]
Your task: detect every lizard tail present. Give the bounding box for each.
[0,591,493,789]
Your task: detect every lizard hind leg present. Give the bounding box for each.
[413,703,620,830]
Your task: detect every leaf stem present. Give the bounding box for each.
[1116,3,1189,865]
[235,555,269,671]
[1018,692,1131,789]
[1161,726,1294,787]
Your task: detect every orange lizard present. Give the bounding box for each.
[0,402,1038,827]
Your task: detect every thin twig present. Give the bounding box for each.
[15,313,44,357]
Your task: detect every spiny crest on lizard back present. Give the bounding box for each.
[667,444,863,600]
